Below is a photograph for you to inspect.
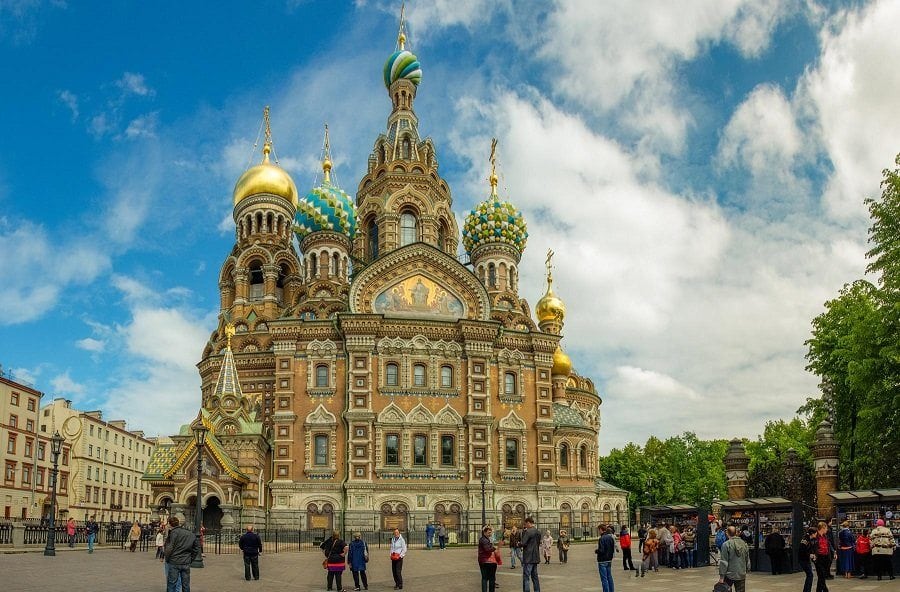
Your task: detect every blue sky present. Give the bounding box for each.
[1,1,898,452]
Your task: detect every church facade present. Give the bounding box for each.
[144,21,627,533]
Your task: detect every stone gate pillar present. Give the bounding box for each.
[811,420,839,519]
[724,438,750,500]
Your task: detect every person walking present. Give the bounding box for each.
[556,529,570,564]
[637,524,647,558]
[164,516,200,592]
[508,525,522,569]
[837,521,855,578]
[389,528,407,590]
[478,525,499,592]
[812,521,836,592]
[540,530,553,564]
[718,526,751,592]
[348,532,369,591]
[639,528,659,577]
[520,517,542,592]
[595,524,616,592]
[799,526,816,592]
[870,518,896,581]
[85,516,99,554]
[129,520,142,552]
[425,522,435,550]
[437,522,447,550]
[239,524,263,581]
[854,528,871,579]
[66,517,77,548]
[619,526,635,571]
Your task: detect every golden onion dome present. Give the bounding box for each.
[232,142,299,207]
[536,284,566,324]
[552,346,572,376]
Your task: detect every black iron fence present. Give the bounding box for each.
[0,522,12,544]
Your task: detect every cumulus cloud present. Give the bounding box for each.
[124,111,158,139]
[51,370,86,396]
[116,72,154,98]
[75,337,105,353]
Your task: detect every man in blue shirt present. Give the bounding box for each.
[595,524,616,592]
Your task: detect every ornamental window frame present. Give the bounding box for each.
[400,211,418,246]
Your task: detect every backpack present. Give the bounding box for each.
[715,529,727,550]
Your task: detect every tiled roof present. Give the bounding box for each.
[595,478,629,493]
[552,402,586,428]
[144,443,178,480]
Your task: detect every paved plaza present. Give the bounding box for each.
[2,543,898,592]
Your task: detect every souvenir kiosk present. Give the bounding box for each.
[638,504,711,567]
[718,497,804,573]
[829,489,900,572]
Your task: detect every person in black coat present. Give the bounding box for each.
[798,527,815,592]
[238,524,263,581]
[764,528,786,575]
[519,517,542,592]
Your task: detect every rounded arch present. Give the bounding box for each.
[236,246,274,268]
[178,479,227,506]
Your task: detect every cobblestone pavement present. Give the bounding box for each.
[1,543,897,592]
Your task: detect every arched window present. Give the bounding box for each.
[385,363,399,386]
[580,444,588,469]
[315,364,328,388]
[332,252,340,278]
[437,221,447,251]
[413,363,426,387]
[402,136,411,159]
[385,434,400,465]
[309,253,318,279]
[400,212,417,246]
[488,263,497,287]
[368,219,379,260]
[413,434,427,465]
[440,365,453,388]
[314,434,328,465]
[440,435,454,466]
[560,443,569,468]
[249,261,264,300]
[504,372,516,395]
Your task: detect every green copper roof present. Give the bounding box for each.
[552,402,587,428]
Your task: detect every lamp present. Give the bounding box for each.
[43,431,65,557]
[190,412,208,568]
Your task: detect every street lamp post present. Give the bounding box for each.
[479,470,487,528]
[190,412,208,569]
[43,431,65,557]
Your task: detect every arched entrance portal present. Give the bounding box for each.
[203,496,224,531]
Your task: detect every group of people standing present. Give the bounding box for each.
[632,522,699,576]
[798,520,896,591]
[319,528,406,592]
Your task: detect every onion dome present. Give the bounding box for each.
[461,141,528,254]
[552,346,572,376]
[294,133,357,240]
[536,249,566,324]
[383,21,422,88]
[233,107,298,207]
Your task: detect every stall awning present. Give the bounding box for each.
[718,497,793,509]
[828,488,900,502]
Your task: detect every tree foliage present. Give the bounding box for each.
[599,432,728,518]
[745,418,816,503]
[804,154,900,488]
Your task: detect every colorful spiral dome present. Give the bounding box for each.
[383,49,422,88]
[461,194,528,255]
[294,168,357,240]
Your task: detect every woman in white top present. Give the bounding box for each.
[390,528,407,590]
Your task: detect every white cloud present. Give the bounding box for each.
[57,89,79,121]
[75,337,105,353]
[124,111,158,139]
[51,370,86,396]
[799,0,900,221]
[116,72,154,98]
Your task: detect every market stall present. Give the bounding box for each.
[638,504,711,567]
[829,488,900,572]
[718,497,803,573]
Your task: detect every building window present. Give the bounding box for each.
[383,363,398,387]
[504,372,516,395]
[37,442,45,460]
[488,263,497,287]
[413,364,426,387]
[580,444,588,469]
[441,435,454,466]
[9,415,17,428]
[36,469,44,488]
[505,438,519,469]
[22,465,31,485]
[249,261,264,300]
[10,392,18,406]
[560,444,569,468]
[89,425,94,436]
[6,435,16,454]
[25,419,34,432]
[385,434,399,465]
[26,398,35,412]
[413,434,427,466]
[60,473,68,492]
[4,462,14,483]
[24,439,32,457]
[315,364,329,388]
[400,212,417,246]
[368,220,379,260]
[309,253,318,279]
[314,434,328,466]
[440,366,453,388]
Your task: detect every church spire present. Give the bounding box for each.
[212,323,245,402]
[322,123,333,185]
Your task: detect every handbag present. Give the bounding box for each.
[391,552,400,560]
[712,583,731,592]
[495,549,503,565]
[323,539,339,570]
